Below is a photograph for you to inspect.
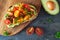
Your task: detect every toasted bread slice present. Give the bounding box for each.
[0,0,41,36]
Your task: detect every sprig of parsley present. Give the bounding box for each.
[3,31,9,36]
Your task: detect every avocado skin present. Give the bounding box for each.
[41,0,59,15]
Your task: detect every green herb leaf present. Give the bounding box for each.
[14,18,19,23]
[27,11,32,15]
[4,14,9,18]
[55,32,60,38]
[47,18,54,23]
[3,31,9,36]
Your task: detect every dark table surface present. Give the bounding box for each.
[0,0,60,40]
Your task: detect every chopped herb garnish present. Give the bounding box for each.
[4,14,9,18]
[46,18,54,23]
[3,31,9,36]
[14,18,19,23]
[55,32,60,38]
[27,11,32,15]
[24,8,28,11]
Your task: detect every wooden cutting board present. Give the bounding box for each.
[0,0,41,36]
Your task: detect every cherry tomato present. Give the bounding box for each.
[13,7,19,12]
[26,27,34,35]
[35,27,44,36]
[19,9,24,13]
[4,19,11,24]
[23,4,30,11]
[23,4,29,8]
[14,10,20,17]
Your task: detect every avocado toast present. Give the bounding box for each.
[0,0,41,36]
[4,3,38,28]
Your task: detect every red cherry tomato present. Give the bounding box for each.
[26,27,34,35]
[4,19,11,24]
[35,27,44,36]
[23,4,29,8]
[13,7,19,12]
[23,4,30,11]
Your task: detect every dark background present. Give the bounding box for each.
[0,0,60,40]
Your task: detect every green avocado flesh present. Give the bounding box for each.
[41,0,59,15]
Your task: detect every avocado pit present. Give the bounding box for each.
[47,1,55,10]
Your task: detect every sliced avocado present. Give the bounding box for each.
[41,0,59,15]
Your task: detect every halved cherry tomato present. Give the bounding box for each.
[19,8,24,13]
[4,19,11,24]
[24,15,30,21]
[35,27,44,36]
[23,4,29,8]
[26,27,34,35]
[13,7,19,12]
[17,17,24,23]
[14,10,20,17]
[23,4,30,11]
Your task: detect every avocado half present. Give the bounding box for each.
[41,0,59,15]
